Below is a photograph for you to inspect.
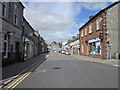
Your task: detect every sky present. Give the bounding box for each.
[21,1,114,44]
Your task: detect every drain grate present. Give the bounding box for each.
[53,67,61,69]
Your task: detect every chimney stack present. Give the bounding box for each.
[89,15,94,19]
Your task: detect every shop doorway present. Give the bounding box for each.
[15,42,20,62]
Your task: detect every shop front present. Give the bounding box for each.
[88,36,102,58]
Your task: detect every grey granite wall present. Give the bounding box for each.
[106,3,119,59]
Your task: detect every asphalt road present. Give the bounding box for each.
[15,52,118,88]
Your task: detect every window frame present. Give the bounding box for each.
[13,3,18,25]
[89,23,92,34]
[2,2,7,17]
[85,28,87,36]
[81,30,84,37]
[81,43,84,53]
[96,18,100,30]
[3,34,8,58]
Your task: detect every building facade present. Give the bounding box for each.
[1,1,25,66]
[70,35,80,55]
[23,17,34,60]
[1,1,44,66]
[79,1,120,59]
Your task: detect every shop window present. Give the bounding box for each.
[95,42,101,55]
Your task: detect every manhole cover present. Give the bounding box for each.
[53,67,61,69]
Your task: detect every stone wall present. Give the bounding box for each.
[106,3,119,59]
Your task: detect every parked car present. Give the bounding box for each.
[65,51,71,55]
[62,50,66,54]
[59,50,62,53]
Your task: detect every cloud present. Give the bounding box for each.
[22,2,113,43]
[23,2,79,32]
[20,0,118,2]
[22,2,82,43]
[82,2,108,10]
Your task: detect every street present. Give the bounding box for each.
[12,52,118,88]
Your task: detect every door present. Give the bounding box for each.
[92,42,96,58]
[15,42,20,61]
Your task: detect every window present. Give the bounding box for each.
[82,43,84,53]
[81,30,83,37]
[2,2,7,17]
[96,19,100,30]
[89,23,92,34]
[3,34,8,58]
[85,28,87,36]
[95,42,101,55]
[13,3,18,25]
[89,43,92,54]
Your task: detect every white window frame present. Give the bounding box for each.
[96,19,100,30]
[89,23,92,34]
[82,43,84,53]
[2,2,7,17]
[81,30,83,37]
[13,3,18,25]
[3,34,8,58]
[85,28,87,36]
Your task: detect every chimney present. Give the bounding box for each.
[89,15,94,19]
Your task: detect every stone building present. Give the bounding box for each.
[0,1,25,66]
[106,2,120,59]
[41,37,47,54]
[1,1,43,66]
[79,1,120,59]
[23,17,34,60]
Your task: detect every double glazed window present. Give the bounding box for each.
[13,3,18,25]
[2,2,7,17]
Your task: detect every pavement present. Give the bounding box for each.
[1,54,48,88]
[71,54,120,67]
[12,52,118,88]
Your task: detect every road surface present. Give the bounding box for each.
[15,52,118,88]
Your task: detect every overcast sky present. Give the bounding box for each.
[21,1,115,43]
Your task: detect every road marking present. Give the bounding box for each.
[113,65,119,67]
[6,62,40,89]
[7,72,28,89]
[10,72,31,89]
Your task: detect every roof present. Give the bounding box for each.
[79,1,120,31]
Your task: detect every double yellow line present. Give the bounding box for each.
[5,63,38,89]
